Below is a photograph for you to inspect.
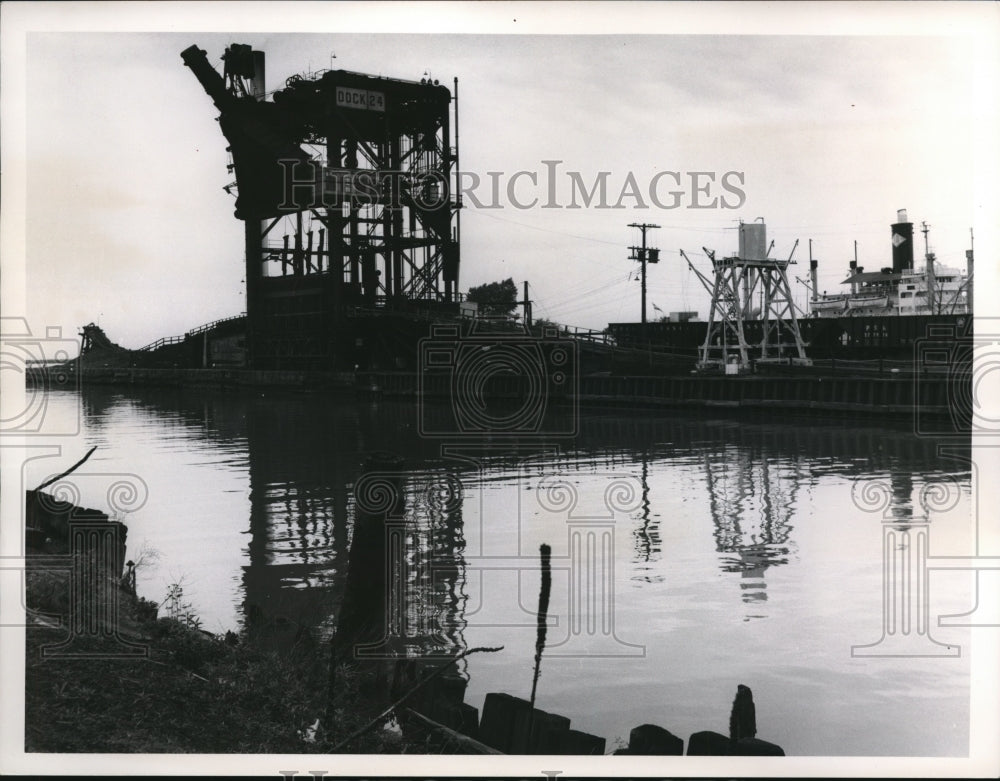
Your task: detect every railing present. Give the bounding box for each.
[136,335,185,352]
[550,323,615,346]
[186,313,246,337]
[342,305,689,357]
[137,313,247,352]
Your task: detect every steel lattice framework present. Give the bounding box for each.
[681,223,811,372]
[182,43,461,369]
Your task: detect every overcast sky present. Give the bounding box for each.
[7,4,999,348]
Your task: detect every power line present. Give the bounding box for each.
[463,208,622,248]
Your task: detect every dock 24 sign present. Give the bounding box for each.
[335,86,386,112]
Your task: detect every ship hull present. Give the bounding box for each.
[607,313,970,361]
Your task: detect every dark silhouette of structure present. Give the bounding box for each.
[182,43,461,369]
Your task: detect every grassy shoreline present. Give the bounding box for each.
[24,559,417,753]
[23,484,487,755]
[26,565,328,753]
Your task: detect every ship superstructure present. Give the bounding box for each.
[810,209,972,318]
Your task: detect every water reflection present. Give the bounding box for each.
[70,388,968,641]
[408,470,469,659]
[888,472,915,523]
[56,387,972,754]
[242,399,355,650]
[633,453,659,568]
[337,466,469,661]
[703,448,797,609]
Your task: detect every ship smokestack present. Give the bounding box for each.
[810,258,818,302]
[849,259,858,295]
[251,50,266,100]
[891,208,914,274]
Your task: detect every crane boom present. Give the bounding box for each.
[181,44,314,220]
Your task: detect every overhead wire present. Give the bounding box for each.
[549,279,630,311]
[462,207,735,254]
[543,280,624,320]
[463,208,623,249]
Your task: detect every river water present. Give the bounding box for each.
[27,386,974,756]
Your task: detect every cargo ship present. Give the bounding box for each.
[609,209,973,364]
[809,209,971,318]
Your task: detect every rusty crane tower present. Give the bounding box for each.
[681,221,811,373]
[181,43,461,368]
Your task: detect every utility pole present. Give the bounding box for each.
[523,280,532,328]
[628,223,660,324]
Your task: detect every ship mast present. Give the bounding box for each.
[921,221,937,314]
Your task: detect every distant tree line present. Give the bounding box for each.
[466,277,573,333]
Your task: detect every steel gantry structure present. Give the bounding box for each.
[681,221,811,372]
[182,43,461,369]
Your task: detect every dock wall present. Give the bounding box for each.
[367,371,954,419]
[41,367,961,421]
[63,367,357,391]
